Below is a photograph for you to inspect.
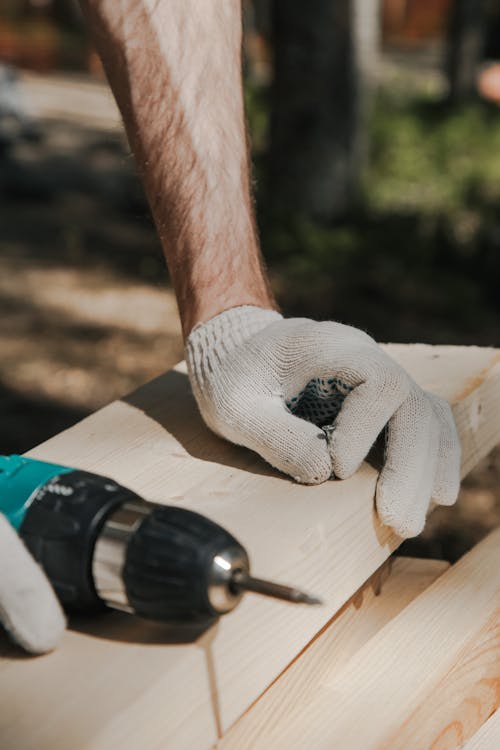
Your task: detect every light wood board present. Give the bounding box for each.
[219,557,449,749]
[462,710,500,750]
[0,345,497,748]
[247,526,500,750]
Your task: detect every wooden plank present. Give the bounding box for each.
[462,710,500,750]
[219,557,449,749]
[387,615,500,749]
[0,621,217,750]
[245,527,500,750]
[0,345,497,748]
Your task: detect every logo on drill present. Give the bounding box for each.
[46,482,74,496]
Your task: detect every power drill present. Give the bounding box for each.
[0,455,320,628]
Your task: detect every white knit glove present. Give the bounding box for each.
[0,514,65,653]
[185,306,461,538]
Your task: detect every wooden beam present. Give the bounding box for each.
[219,557,449,749]
[243,527,500,750]
[462,711,500,750]
[0,345,497,748]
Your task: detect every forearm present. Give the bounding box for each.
[80,0,276,337]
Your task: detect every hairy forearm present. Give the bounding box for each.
[80,0,276,336]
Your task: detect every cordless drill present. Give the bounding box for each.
[0,455,320,628]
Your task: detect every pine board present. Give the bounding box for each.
[219,557,449,749]
[462,710,500,750]
[0,344,497,748]
[247,527,500,750]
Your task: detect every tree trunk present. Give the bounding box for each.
[269,0,379,222]
[446,0,488,104]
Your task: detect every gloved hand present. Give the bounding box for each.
[185,306,461,538]
[0,513,65,653]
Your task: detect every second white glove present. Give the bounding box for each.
[0,513,65,653]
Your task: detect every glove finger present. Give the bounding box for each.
[376,390,440,538]
[326,361,410,479]
[238,397,332,484]
[428,393,461,506]
[0,514,65,654]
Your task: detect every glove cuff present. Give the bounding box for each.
[185,306,282,371]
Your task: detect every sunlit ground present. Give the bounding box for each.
[0,257,182,411]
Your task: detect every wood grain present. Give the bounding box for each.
[461,710,500,750]
[385,610,500,750]
[0,345,497,748]
[219,557,449,749]
[245,527,500,750]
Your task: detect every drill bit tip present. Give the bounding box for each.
[232,571,322,606]
[291,591,323,606]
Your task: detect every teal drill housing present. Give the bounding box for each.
[0,454,72,530]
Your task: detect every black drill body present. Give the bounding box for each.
[20,469,247,627]
[0,454,318,628]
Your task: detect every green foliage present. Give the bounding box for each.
[248,83,500,345]
[244,84,270,155]
[368,92,500,215]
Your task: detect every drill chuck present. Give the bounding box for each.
[92,497,249,623]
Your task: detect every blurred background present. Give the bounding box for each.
[0,0,498,559]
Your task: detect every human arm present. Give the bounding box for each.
[80,0,460,538]
[79,0,275,337]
